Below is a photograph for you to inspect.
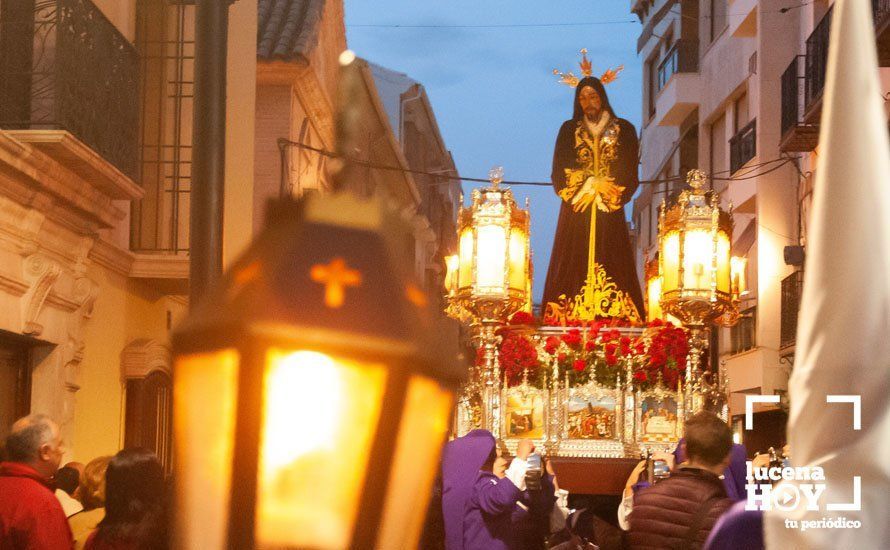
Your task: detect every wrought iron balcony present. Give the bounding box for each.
[0,0,139,179]
[729,306,756,355]
[803,7,833,123]
[729,119,756,174]
[656,39,699,94]
[780,56,820,152]
[780,271,803,350]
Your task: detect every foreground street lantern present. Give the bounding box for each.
[444,166,531,432]
[657,169,737,414]
[172,193,464,550]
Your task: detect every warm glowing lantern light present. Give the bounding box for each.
[731,255,748,296]
[657,169,736,328]
[447,167,530,324]
[172,193,464,550]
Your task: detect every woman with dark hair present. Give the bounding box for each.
[84,448,168,550]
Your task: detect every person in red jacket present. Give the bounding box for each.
[0,414,74,550]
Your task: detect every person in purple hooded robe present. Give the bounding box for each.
[441,430,554,550]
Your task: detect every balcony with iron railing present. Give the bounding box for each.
[781,2,890,152]
[653,40,700,126]
[803,7,833,124]
[780,55,821,152]
[0,0,139,180]
[729,306,757,356]
[780,271,803,350]
[126,0,194,291]
[656,40,699,94]
[729,119,756,174]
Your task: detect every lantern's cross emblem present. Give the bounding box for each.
[310,258,362,308]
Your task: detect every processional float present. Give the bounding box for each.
[444,168,745,459]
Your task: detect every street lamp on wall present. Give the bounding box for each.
[172,193,464,549]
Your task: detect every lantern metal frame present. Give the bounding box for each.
[656,169,737,416]
[172,193,465,550]
[445,168,532,434]
[448,169,531,326]
[657,170,735,329]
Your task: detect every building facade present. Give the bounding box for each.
[254,0,460,296]
[370,63,461,302]
[0,0,258,467]
[0,0,459,466]
[630,0,890,434]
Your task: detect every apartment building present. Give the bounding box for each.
[630,0,890,443]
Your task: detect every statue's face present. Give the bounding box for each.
[578,85,602,120]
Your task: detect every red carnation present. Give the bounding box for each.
[573,359,586,372]
[509,311,535,326]
[558,352,567,362]
[561,329,582,348]
[605,343,618,356]
[605,353,618,366]
[544,336,560,355]
[585,340,597,351]
[633,371,648,382]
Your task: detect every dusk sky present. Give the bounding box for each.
[345,1,644,302]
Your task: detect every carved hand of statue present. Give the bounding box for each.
[571,176,625,213]
[594,177,626,213]
[570,176,598,212]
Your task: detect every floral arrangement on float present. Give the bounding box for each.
[485,313,691,392]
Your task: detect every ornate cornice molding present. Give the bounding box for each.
[0,130,131,231]
[89,238,134,277]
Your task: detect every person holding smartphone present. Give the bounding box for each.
[441,431,552,550]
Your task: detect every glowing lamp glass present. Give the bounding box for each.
[444,255,459,294]
[255,349,386,549]
[647,275,663,322]
[507,227,528,291]
[715,232,731,294]
[458,229,474,289]
[376,375,454,548]
[661,231,680,293]
[475,224,507,291]
[173,350,240,550]
[731,256,748,295]
[681,229,713,291]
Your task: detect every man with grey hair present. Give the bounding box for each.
[0,414,74,549]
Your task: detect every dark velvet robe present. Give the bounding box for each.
[542,113,645,319]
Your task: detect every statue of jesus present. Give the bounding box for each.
[542,74,645,323]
